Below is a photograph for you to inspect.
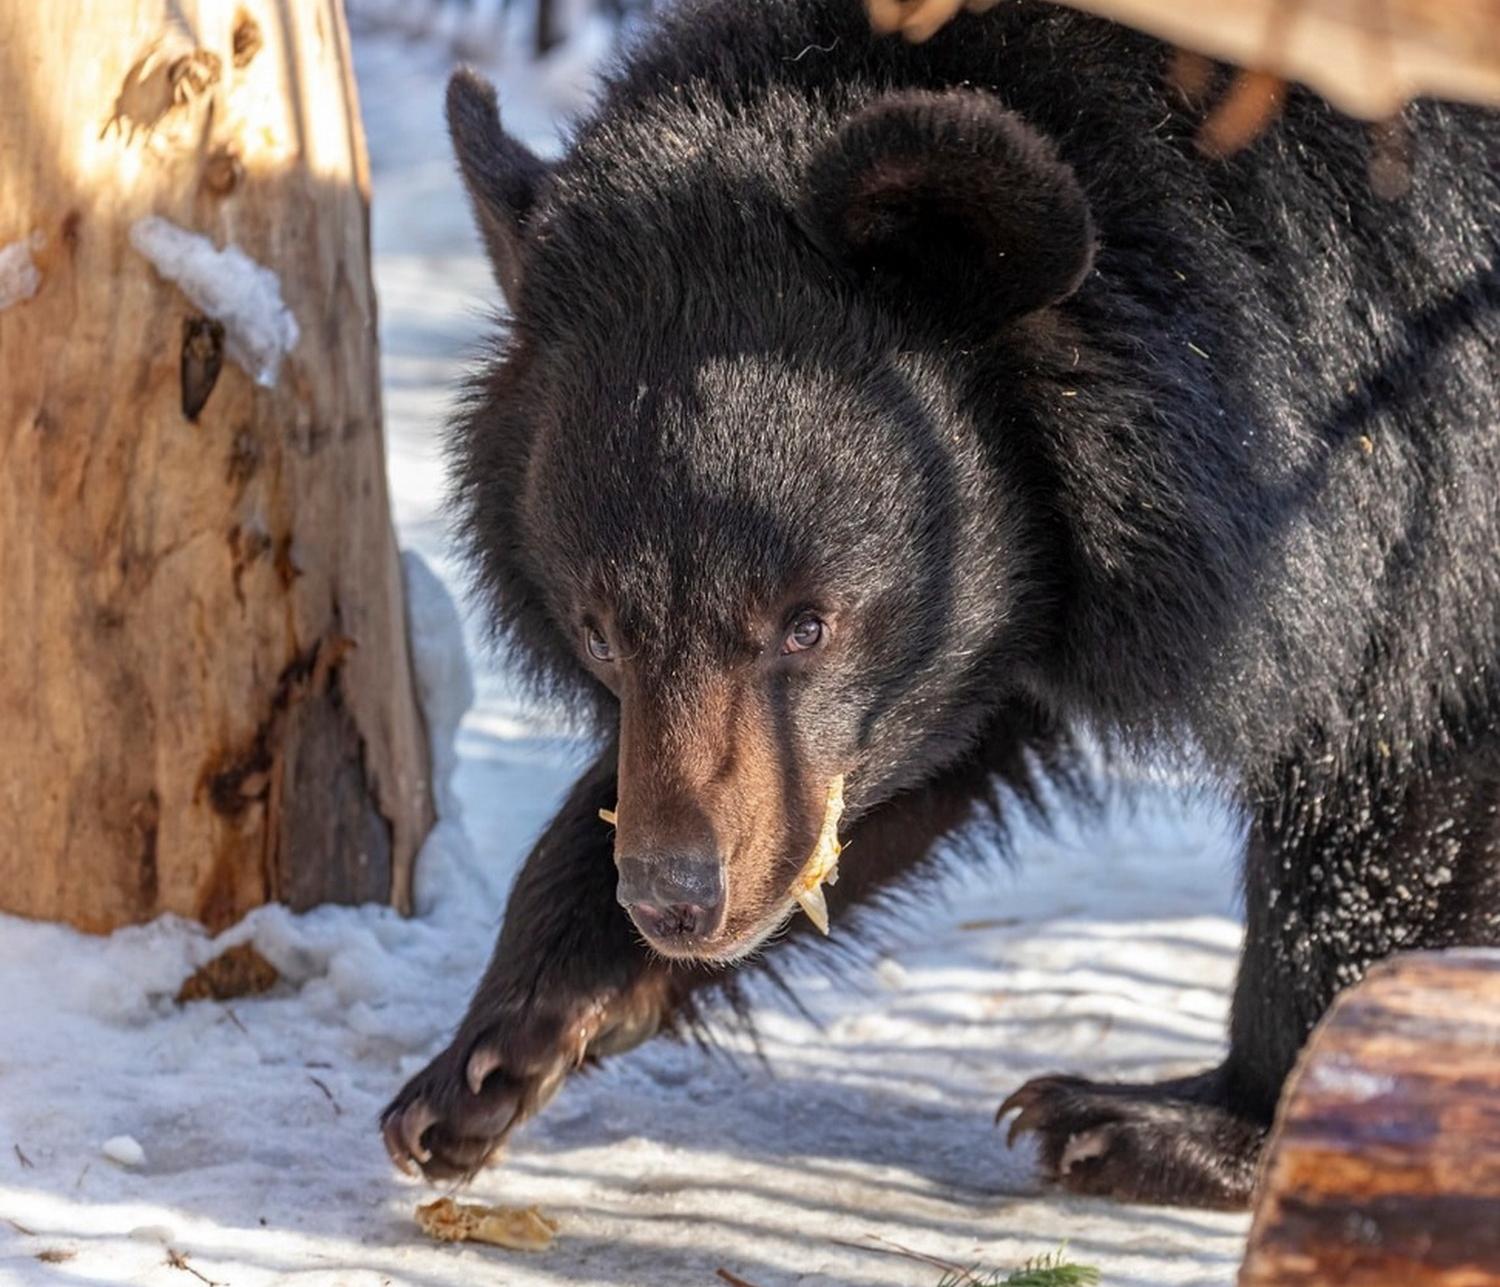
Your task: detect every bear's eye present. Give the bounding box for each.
[586,627,614,662]
[783,614,826,654]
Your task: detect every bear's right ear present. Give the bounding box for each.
[446,69,550,305]
[802,90,1095,331]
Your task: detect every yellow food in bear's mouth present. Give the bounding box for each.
[791,775,845,935]
[599,807,617,826]
[415,1197,559,1251]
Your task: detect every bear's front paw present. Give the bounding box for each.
[998,1073,1266,1210]
[380,978,671,1183]
[381,1006,589,1182]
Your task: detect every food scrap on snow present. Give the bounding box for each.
[415,1197,559,1251]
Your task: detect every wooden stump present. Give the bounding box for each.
[0,0,433,932]
[1241,950,1500,1286]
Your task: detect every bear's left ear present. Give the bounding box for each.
[802,90,1095,330]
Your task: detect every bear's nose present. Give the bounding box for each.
[616,851,726,948]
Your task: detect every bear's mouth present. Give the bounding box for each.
[626,777,847,964]
[646,892,808,966]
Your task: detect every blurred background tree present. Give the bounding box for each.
[348,0,655,58]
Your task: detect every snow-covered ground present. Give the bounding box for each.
[0,19,1252,1287]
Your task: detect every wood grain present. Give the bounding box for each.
[873,0,1500,118]
[1241,950,1500,1286]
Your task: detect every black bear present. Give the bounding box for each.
[380,0,1500,1209]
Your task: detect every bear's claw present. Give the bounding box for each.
[466,1045,504,1095]
[387,1099,439,1169]
[997,1073,1090,1148]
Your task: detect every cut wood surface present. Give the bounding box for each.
[0,0,432,932]
[1240,950,1500,1286]
[1058,0,1500,118]
[876,0,1500,118]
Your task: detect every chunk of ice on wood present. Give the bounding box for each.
[0,234,42,311]
[102,1135,146,1168]
[129,216,299,386]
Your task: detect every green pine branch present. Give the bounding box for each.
[936,1248,1101,1287]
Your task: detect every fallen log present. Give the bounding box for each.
[1240,950,1500,1286]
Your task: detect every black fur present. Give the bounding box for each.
[382,0,1500,1208]
[446,70,550,298]
[802,89,1096,328]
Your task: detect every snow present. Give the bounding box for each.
[0,22,1252,1287]
[401,550,476,829]
[0,234,42,312]
[128,216,300,386]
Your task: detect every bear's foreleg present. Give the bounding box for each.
[380,746,687,1180]
[1003,737,1500,1208]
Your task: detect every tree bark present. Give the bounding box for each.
[0,0,433,933]
[1240,950,1500,1286]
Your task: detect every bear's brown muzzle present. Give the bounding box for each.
[610,670,830,958]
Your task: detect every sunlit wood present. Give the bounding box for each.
[1242,952,1500,1285]
[873,0,1500,118]
[0,0,432,932]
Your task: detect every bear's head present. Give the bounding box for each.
[447,71,1093,961]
